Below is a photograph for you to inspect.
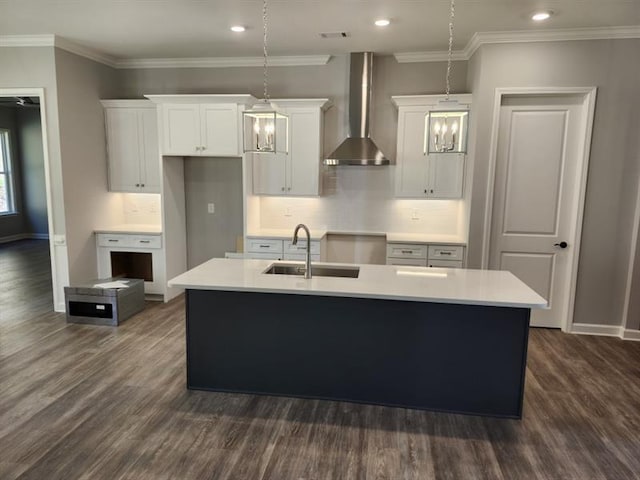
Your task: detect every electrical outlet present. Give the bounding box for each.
[284,207,292,217]
[207,203,215,214]
[411,209,420,220]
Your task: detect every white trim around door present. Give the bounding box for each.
[481,87,597,332]
[0,87,67,312]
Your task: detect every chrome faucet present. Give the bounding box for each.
[292,224,312,279]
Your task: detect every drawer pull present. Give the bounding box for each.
[401,250,414,254]
[139,240,151,244]
[440,251,452,255]
[259,245,271,248]
[108,239,119,242]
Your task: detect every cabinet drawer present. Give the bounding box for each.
[247,239,284,254]
[130,235,162,249]
[245,252,282,260]
[284,240,320,255]
[386,243,428,259]
[386,257,427,267]
[428,245,464,261]
[283,253,321,262]
[427,259,464,269]
[97,234,131,247]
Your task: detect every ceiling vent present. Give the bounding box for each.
[319,32,350,39]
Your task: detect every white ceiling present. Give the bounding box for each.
[0,0,639,59]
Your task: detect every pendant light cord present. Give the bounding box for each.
[262,0,269,103]
[445,0,455,100]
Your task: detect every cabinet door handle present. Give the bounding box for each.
[136,183,140,187]
[424,189,427,194]
[287,187,291,191]
[141,183,145,187]
[430,189,434,194]
[281,187,285,191]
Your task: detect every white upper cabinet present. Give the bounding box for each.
[251,99,330,196]
[392,94,471,199]
[162,104,200,156]
[145,94,256,157]
[161,104,239,156]
[102,100,160,193]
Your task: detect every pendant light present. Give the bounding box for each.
[242,0,288,154]
[426,0,469,154]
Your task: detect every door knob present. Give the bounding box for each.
[554,241,568,249]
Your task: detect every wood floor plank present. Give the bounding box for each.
[1,239,640,480]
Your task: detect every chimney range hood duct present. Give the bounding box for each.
[325,52,391,166]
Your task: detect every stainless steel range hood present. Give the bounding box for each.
[325,52,391,166]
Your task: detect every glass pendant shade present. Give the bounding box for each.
[426,110,469,154]
[243,105,288,154]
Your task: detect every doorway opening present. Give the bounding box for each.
[0,91,58,318]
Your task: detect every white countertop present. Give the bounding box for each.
[94,224,162,235]
[247,228,327,241]
[386,232,467,245]
[168,258,547,309]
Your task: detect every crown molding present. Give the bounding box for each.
[53,36,118,68]
[393,50,467,63]
[115,55,331,69]
[0,34,55,47]
[395,25,640,63]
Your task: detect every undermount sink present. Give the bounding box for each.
[263,263,360,279]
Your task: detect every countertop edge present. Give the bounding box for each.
[168,282,545,309]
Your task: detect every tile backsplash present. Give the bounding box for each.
[259,167,462,235]
[122,193,161,225]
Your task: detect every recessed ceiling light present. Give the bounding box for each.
[532,11,552,21]
[231,25,246,33]
[375,19,390,27]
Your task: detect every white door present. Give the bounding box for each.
[138,108,160,193]
[200,104,239,156]
[287,110,320,196]
[395,108,429,198]
[489,94,589,328]
[252,153,287,195]
[428,153,464,199]
[105,108,141,192]
[162,104,200,155]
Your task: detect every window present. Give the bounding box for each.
[0,129,15,214]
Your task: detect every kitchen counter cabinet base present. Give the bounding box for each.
[185,289,530,418]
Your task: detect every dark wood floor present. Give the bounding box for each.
[1,240,639,480]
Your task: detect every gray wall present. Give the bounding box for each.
[0,105,26,238]
[54,48,123,283]
[117,54,468,163]
[465,39,640,328]
[184,157,243,268]
[16,107,48,235]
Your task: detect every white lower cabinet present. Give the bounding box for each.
[386,241,466,268]
[96,233,165,296]
[245,236,326,262]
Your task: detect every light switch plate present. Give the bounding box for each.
[207,203,215,214]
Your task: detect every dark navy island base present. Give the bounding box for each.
[185,289,531,418]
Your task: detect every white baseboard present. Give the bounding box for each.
[570,323,622,336]
[622,329,640,341]
[570,323,640,341]
[0,233,49,244]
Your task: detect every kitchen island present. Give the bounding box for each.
[169,259,546,418]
